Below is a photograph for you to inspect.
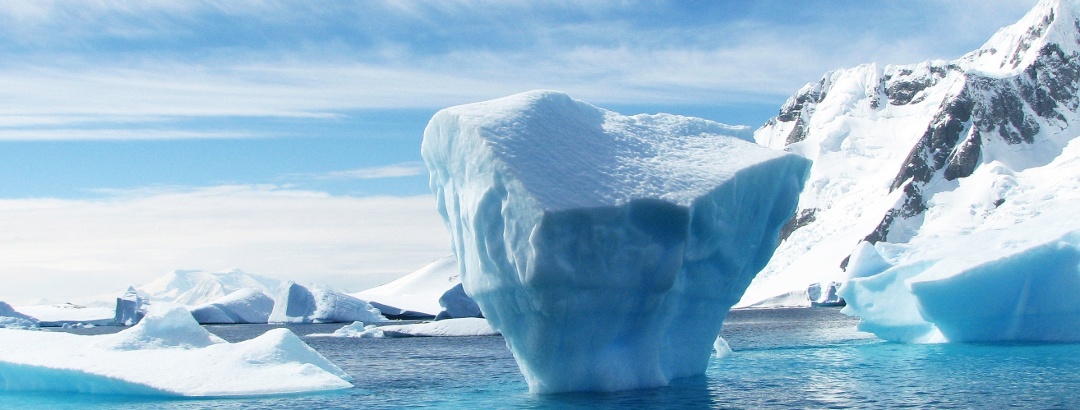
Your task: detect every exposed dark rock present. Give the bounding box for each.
[778,208,817,242]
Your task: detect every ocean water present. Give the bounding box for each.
[2,308,1079,409]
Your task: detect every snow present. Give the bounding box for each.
[353,255,460,316]
[840,138,1080,343]
[422,90,810,393]
[269,281,386,324]
[742,0,1080,309]
[0,306,352,396]
[138,269,281,306]
[188,288,274,324]
[313,318,499,338]
[0,301,38,329]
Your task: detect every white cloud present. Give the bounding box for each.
[316,162,428,180]
[0,185,451,304]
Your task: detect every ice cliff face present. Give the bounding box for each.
[423,90,809,393]
[744,0,1080,308]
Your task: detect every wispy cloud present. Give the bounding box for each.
[316,162,428,180]
[0,0,1039,140]
[0,185,450,304]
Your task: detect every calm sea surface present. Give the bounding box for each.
[2,308,1079,409]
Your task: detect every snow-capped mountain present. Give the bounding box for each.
[137,269,281,306]
[740,0,1080,306]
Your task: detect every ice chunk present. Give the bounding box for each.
[807,282,845,307]
[0,306,352,396]
[114,286,148,326]
[269,281,386,324]
[713,336,732,359]
[315,318,499,338]
[422,90,810,393]
[189,288,274,324]
[0,302,38,329]
[435,283,482,320]
[841,210,1080,343]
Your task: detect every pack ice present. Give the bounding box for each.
[422,90,810,393]
[0,306,352,396]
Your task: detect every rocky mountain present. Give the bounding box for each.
[739,0,1080,306]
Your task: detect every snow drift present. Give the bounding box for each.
[422,90,809,393]
[0,306,352,396]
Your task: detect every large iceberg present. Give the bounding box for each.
[0,306,352,396]
[422,90,810,393]
[353,255,462,318]
[189,288,275,324]
[139,268,281,306]
[269,281,386,324]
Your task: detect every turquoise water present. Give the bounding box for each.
[2,308,1079,409]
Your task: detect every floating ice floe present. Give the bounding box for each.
[422,90,809,393]
[0,306,352,396]
[312,318,499,338]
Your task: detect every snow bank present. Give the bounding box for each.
[0,306,352,396]
[269,282,385,324]
[188,288,274,324]
[315,318,499,338]
[422,91,810,393]
[0,302,38,329]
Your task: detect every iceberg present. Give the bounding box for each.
[189,288,274,324]
[353,255,461,318]
[435,283,482,320]
[269,281,386,324]
[0,302,38,329]
[0,306,352,396]
[15,303,115,327]
[422,90,810,393]
[315,318,499,338]
[114,286,148,326]
[139,268,281,306]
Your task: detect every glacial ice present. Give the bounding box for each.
[841,211,1080,343]
[422,90,810,393]
[353,255,461,317]
[0,306,352,396]
[189,288,274,324]
[269,281,385,324]
[435,283,482,320]
[0,301,38,329]
[114,286,147,326]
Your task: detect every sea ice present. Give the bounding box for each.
[189,288,274,324]
[422,90,810,392]
[269,281,386,324]
[0,306,352,396]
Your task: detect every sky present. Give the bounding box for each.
[0,0,1039,305]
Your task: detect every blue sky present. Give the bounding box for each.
[0,0,1039,303]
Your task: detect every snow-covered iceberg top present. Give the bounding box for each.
[0,306,352,396]
[422,90,810,393]
[189,288,274,324]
